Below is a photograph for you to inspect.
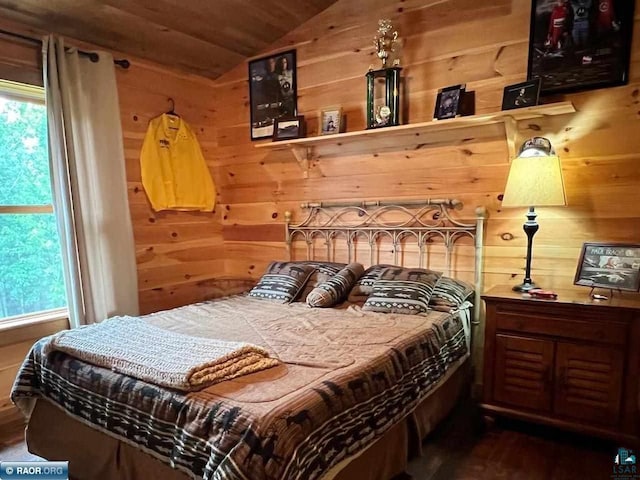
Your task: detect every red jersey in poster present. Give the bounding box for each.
[596,0,618,34]
[547,1,572,50]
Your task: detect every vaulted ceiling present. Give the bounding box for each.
[0,0,338,78]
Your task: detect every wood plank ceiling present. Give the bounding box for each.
[0,0,338,78]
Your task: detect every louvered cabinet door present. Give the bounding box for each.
[553,342,624,426]
[493,334,554,412]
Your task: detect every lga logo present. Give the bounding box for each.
[613,447,639,479]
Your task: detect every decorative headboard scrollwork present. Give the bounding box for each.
[284,198,486,325]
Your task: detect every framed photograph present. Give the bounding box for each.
[574,243,640,292]
[273,116,306,141]
[433,84,465,120]
[527,0,635,95]
[248,50,297,140]
[501,78,541,110]
[319,108,342,135]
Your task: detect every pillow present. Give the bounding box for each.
[306,263,365,307]
[430,276,474,311]
[362,267,442,315]
[296,261,347,301]
[346,264,396,304]
[248,262,315,303]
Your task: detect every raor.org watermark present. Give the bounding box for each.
[0,462,68,480]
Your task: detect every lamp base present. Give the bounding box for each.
[512,281,537,293]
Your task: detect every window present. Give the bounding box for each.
[0,79,67,322]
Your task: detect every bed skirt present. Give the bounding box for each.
[25,356,470,480]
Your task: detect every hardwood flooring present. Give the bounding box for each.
[0,402,615,479]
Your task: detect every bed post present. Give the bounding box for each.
[473,206,487,325]
[285,211,293,261]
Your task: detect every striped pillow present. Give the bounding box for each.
[248,262,315,303]
[296,261,347,301]
[306,263,365,307]
[346,264,395,304]
[362,267,442,315]
[430,276,474,311]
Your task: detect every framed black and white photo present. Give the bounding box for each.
[433,84,465,120]
[319,108,342,135]
[273,116,306,141]
[574,242,640,292]
[501,79,541,110]
[248,50,297,140]
[527,0,635,95]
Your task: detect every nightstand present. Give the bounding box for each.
[481,286,640,446]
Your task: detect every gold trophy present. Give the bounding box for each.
[373,19,398,68]
[367,20,402,129]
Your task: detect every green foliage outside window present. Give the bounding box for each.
[0,97,67,319]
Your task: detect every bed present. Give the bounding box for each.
[12,199,486,480]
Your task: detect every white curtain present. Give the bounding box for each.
[43,35,139,327]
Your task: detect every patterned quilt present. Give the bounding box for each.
[12,296,467,480]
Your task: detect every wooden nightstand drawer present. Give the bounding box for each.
[495,309,627,346]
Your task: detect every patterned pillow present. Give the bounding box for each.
[307,263,365,307]
[296,261,347,301]
[362,267,442,315]
[346,264,396,304]
[248,262,316,303]
[430,276,474,311]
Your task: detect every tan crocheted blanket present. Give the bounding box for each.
[43,316,280,391]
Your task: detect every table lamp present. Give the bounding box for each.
[501,137,567,292]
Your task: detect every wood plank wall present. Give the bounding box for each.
[0,318,68,426]
[210,0,640,366]
[0,24,254,318]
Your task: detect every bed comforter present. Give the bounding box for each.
[11,296,467,480]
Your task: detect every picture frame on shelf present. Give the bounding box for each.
[248,50,297,140]
[574,242,640,292]
[501,78,541,110]
[319,108,343,135]
[273,116,306,141]
[527,0,635,95]
[433,84,465,120]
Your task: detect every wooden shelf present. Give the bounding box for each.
[255,102,576,177]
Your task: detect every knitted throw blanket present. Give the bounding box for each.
[43,316,280,391]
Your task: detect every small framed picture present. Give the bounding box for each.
[574,243,640,292]
[319,108,342,135]
[273,116,306,141]
[433,84,465,120]
[501,79,541,111]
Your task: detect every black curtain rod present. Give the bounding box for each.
[0,28,130,69]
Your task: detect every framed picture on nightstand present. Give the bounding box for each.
[574,242,640,292]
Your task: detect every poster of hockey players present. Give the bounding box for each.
[528,0,635,94]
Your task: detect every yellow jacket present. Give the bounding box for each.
[140,114,216,212]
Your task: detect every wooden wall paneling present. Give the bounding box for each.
[0,22,235,329]
[0,318,69,426]
[0,35,42,86]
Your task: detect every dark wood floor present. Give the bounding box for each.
[0,402,615,479]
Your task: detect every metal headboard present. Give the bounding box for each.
[284,198,486,324]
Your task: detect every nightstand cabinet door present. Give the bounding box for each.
[554,342,624,426]
[494,334,554,412]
